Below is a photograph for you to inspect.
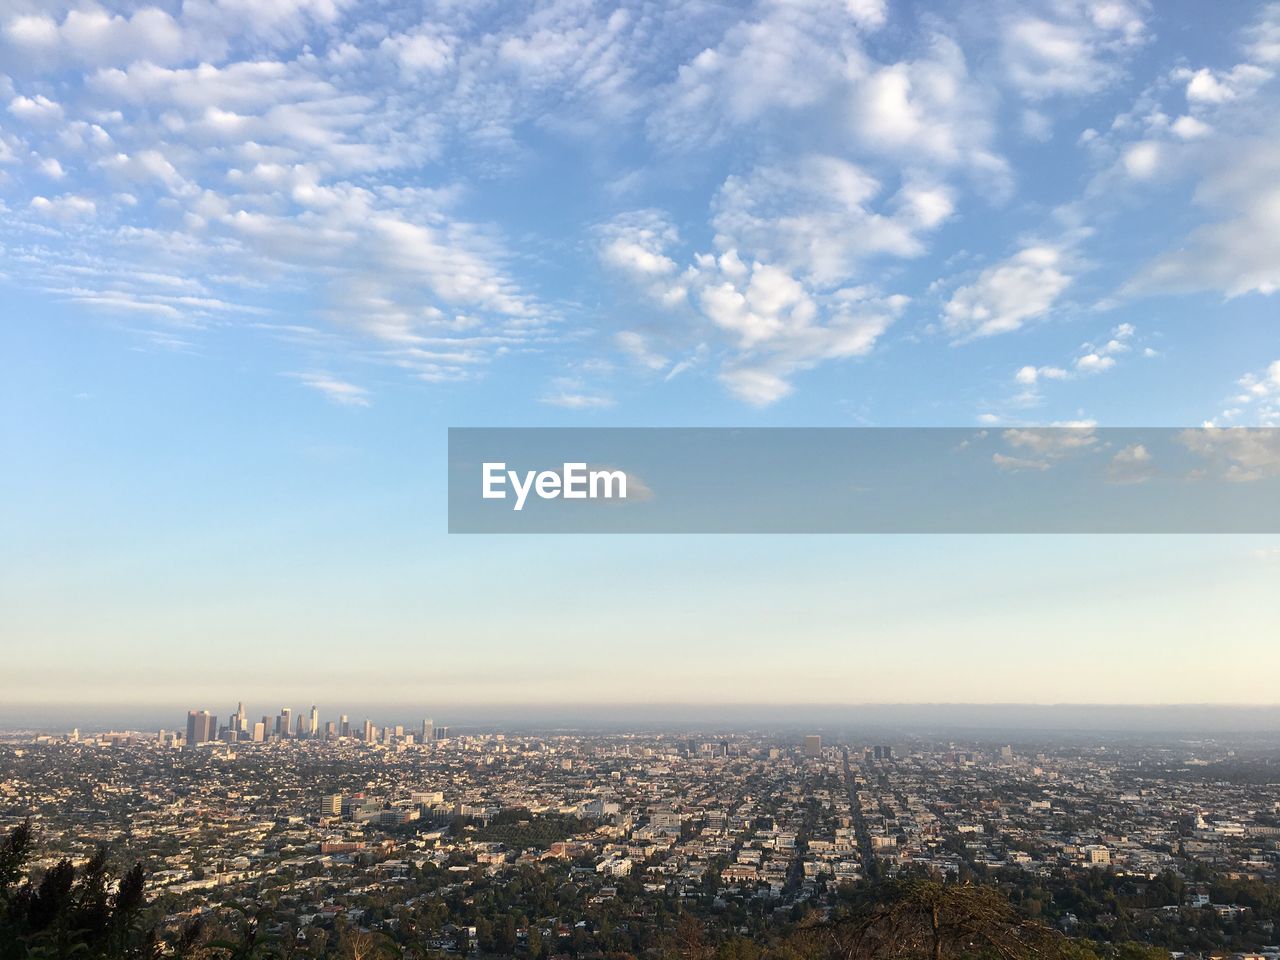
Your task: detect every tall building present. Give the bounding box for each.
[433,725,448,741]
[309,705,319,738]
[234,702,247,733]
[340,715,350,738]
[252,721,265,743]
[422,718,434,743]
[362,718,374,742]
[279,707,292,738]
[804,734,822,757]
[185,710,216,745]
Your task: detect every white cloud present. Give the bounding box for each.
[1107,442,1155,484]
[1133,143,1280,298]
[845,0,888,29]
[99,149,191,194]
[1122,140,1161,179]
[3,0,1272,417]
[1179,426,1280,481]
[710,156,953,287]
[1075,353,1114,373]
[615,331,668,372]
[597,209,689,312]
[649,7,1004,190]
[694,257,898,358]
[3,0,352,70]
[287,372,370,406]
[380,26,455,77]
[943,246,1072,338]
[1021,108,1053,141]
[1002,324,1135,416]
[1115,7,1280,302]
[4,14,59,49]
[847,33,1006,180]
[484,5,645,126]
[684,258,901,403]
[598,191,908,404]
[1170,115,1211,139]
[6,47,543,380]
[1003,424,1097,457]
[29,193,95,220]
[8,94,62,121]
[1182,64,1271,104]
[1217,359,1280,426]
[1244,3,1280,64]
[539,379,615,409]
[992,452,1051,471]
[718,366,794,407]
[599,210,680,277]
[4,7,191,69]
[1000,1,1147,98]
[1074,322,1134,373]
[1015,364,1068,385]
[648,2,860,150]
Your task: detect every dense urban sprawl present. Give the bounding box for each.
[3,719,1280,959]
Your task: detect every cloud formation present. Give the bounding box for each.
[0,0,1277,413]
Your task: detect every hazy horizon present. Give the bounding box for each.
[10,701,1280,737]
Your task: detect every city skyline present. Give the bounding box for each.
[12,701,1280,738]
[178,703,447,745]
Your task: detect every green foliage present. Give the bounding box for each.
[0,822,152,960]
[465,811,594,851]
[0,822,1203,960]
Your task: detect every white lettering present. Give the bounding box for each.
[482,463,506,499]
[590,468,627,500]
[535,471,561,499]
[510,469,536,512]
[484,463,629,510]
[562,462,587,499]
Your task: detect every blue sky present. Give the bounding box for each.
[2,0,1280,716]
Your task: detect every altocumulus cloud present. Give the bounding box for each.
[0,0,1278,415]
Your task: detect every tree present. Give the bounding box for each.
[0,822,153,960]
[206,903,279,960]
[820,878,1077,960]
[337,927,399,960]
[671,914,712,960]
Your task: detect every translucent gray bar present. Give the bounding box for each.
[447,427,1280,533]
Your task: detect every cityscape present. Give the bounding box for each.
[4,0,1280,958]
[176,706,448,749]
[3,713,1280,958]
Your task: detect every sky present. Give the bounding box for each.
[1,0,1279,721]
